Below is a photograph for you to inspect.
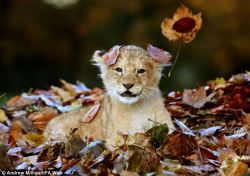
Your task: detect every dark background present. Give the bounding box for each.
[0,0,249,101]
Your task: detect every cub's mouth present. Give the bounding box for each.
[120,91,140,97]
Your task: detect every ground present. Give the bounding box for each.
[0,72,249,175]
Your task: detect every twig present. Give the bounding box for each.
[168,41,183,77]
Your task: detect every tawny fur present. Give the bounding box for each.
[44,45,175,148]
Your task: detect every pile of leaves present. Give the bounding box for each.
[0,72,249,175]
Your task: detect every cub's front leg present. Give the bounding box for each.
[44,107,90,141]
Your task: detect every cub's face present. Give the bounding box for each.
[93,45,170,104]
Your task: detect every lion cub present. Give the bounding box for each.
[45,44,175,147]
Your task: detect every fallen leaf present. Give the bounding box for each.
[199,126,222,137]
[8,122,24,146]
[23,133,45,147]
[7,94,36,109]
[60,80,90,95]
[6,96,20,107]
[221,161,248,176]
[81,102,101,123]
[61,159,81,172]
[174,119,195,136]
[0,145,14,170]
[182,87,215,108]
[0,109,7,123]
[64,130,86,158]
[28,111,58,129]
[51,86,73,102]
[0,123,9,134]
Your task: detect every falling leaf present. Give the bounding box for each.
[81,102,101,123]
[161,4,202,43]
[182,87,215,108]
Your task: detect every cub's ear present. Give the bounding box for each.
[92,45,122,66]
[147,44,172,64]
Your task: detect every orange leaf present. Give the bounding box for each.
[161,4,202,43]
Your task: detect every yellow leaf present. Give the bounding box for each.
[0,109,7,122]
[24,133,45,146]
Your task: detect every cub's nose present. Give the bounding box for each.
[123,83,134,89]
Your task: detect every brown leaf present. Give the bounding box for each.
[37,143,64,162]
[23,133,45,147]
[161,4,202,43]
[81,102,101,123]
[7,95,35,109]
[222,161,248,176]
[61,158,81,172]
[28,111,58,129]
[64,130,86,158]
[182,87,215,108]
[163,133,196,157]
[51,86,74,102]
[6,96,20,107]
[8,122,23,146]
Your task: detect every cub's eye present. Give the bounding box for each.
[137,69,146,74]
[115,67,123,73]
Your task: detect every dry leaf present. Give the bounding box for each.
[175,119,195,136]
[28,111,58,129]
[0,109,7,123]
[81,102,101,123]
[51,86,73,102]
[147,44,172,63]
[8,122,24,145]
[182,87,215,108]
[199,126,222,137]
[23,133,45,147]
[161,4,202,43]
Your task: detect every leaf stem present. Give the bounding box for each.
[168,41,183,77]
